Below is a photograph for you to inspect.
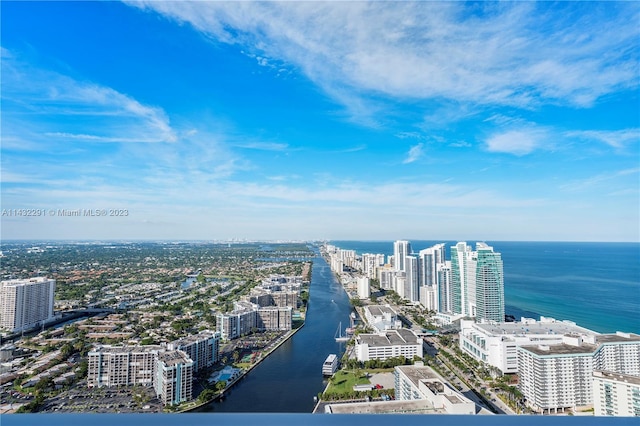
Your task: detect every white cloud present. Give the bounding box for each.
[128,1,639,116]
[565,129,640,149]
[1,48,177,145]
[234,141,289,151]
[403,143,424,164]
[560,168,640,192]
[485,129,547,156]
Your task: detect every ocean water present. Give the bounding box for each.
[329,240,640,334]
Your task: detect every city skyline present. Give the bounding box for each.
[2,2,639,242]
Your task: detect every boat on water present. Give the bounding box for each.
[335,321,350,342]
[322,354,339,376]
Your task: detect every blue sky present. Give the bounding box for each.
[1,1,639,242]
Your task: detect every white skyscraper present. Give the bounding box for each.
[404,255,420,302]
[0,277,56,332]
[357,277,371,299]
[361,253,384,279]
[451,242,474,316]
[437,261,452,313]
[393,240,411,273]
[418,243,446,287]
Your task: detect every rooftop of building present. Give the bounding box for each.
[519,342,598,356]
[357,329,418,347]
[396,364,441,386]
[170,330,218,346]
[519,331,640,356]
[325,399,442,414]
[468,317,599,338]
[596,332,640,343]
[157,350,192,367]
[0,277,55,286]
[593,370,640,386]
[365,305,397,317]
[89,345,164,355]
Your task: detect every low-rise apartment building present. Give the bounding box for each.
[363,305,401,332]
[355,329,423,362]
[395,363,476,415]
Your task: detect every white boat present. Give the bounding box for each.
[322,354,339,376]
[335,322,350,342]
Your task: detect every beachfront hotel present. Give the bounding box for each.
[458,317,600,374]
[0,277,56,333]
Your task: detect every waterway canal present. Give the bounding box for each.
[202,251,353,412]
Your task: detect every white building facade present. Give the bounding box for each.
[458,317,598,374]
[354,329,423,362]
[593,370,640,417]
[167,330,220,372]
[517,332,640,414]
[0,277,56,333]
[395,363,476,415]
[155,350,194,406]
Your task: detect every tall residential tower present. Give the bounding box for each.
[0,277,56,333]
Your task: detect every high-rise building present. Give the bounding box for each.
[0,277,56,332]
[393,240,411,273]
[87,345,163,388]
[216,302,258,340]
[437,261,452,313]
[167,330,220,372]
[357,277,370,299]
[257,306,292,331]
[517,332,640,414]
[405,256,420,302]
[418,244,446,287]
[450,242,474,316]
[361,253,384,279]
[593,370,640,417]
[377,266,396,290]
[449,242,503,321]
[474,243,505,322]
[155,350,194,406]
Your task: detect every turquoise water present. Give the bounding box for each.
[330,241,640,334]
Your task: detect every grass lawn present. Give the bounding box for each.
[324,370,371,396]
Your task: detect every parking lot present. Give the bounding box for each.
[39,384,163,413]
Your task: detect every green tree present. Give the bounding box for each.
[198,389,216,403]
